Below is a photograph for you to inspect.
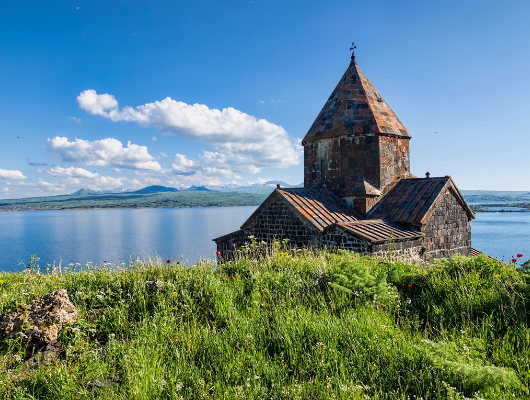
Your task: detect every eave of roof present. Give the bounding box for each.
[326,219,423,244]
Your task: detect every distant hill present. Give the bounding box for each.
[131,185,179,194]
[184,186,212,192]
[208,181,302,194]
[0,189,267,211]
[460,190,530,203]
[72,189,102,196]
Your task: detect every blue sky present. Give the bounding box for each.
[1,0,529,199]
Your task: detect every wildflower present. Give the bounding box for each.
[512,258,517,263]
[167,259,171,263]
[517,253,523,258]
[52,267,56,270]
[177,261,180,264]
[227,276,230,279]
[408,284,413,288]
[0,280,4,283]
[172,291,178,295]
[216,250,221,256]
[53,286,58,289]
[46,268,49,271]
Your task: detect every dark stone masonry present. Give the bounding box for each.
[215,53,476,261]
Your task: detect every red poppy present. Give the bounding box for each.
[167,260,171,263]
[227,276,230,279]
[408,284,413,288]
[177,261,180,264]
[512,258,517,263]
[517,254,523,258]
[216,250,221,256]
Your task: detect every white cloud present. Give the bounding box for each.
[77,90,119,116]
[45,137,162,171]
[76,90,301,176]
[46,166,98,178]
[15,178,65,192]
[172,153,195,174]
[258,100,265,104]
[160,152,168,157]
[2,187,8,192]
[151,136,157,141]
[0,168,26,179]
[69,117,81,123]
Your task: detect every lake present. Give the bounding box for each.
[0,207,528,272]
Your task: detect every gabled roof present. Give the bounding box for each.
[325,219,423,244]
[241,188,359,233]
[368,177,475,226]
[343,178,381,197]
[302,56,410,145]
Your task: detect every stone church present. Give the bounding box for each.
[214,53,476,260]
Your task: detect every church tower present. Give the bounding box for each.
[302,53,413,214]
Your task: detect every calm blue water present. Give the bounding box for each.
[0,207,257,272]
[0,207,528,272]
[471,212,530,264]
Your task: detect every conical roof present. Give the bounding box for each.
[302,56,411,145]
[342,178,381,197]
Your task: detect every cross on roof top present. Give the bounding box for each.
[350,42,356,58]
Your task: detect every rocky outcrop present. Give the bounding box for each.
[146,280,164,295]
[23,340,66,371]
[0,289,78,351]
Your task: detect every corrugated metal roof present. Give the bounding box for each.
[277,188,359,231]
[302,57,411,145]
[368,177,474,225]
[330,219,423,243]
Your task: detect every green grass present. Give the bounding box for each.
[0,244,529,399]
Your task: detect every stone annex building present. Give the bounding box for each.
[214,53,477,260]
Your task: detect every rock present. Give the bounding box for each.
[87,376,120,393]
[23,340,65,371]
[0,289,78,350]
[146,280,164,295]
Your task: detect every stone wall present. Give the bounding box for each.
[423,190,471,259]
[378,136,411,194]
[214,230,247,257]
[304,134,411,197]
[304,135,380,196]
[242,197,320,248]
[321,228,369,253]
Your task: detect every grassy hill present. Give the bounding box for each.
[2,187,530,212]
[1,247,529,398]
[460,190,530,203]
[0,186,268,211]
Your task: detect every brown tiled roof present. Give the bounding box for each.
[277,188,360,231]
[328,219,422,243]
[470,248,483,257]
[343,178,381,197]
[368,177,475,226]
[302,56,410,145]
